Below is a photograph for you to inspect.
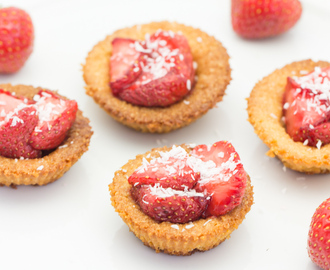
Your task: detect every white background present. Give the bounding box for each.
[0,0,330,269]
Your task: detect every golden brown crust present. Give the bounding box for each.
[83,21,231,133]
[0,84,93,186]
[247,59,330,174]
[109,145,253,255]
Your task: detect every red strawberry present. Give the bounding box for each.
[0,105,41,159]
[29,90,78,150]
[0,89,27,121]
[283,67,330,147]
[307,198,330,270]
[231,0,302,39]
[128,154,200,190]
[110,30,194,107]
[131,185,208,224]
[0,7,34,73]
[191,141,247,217]
[110,38,146,93]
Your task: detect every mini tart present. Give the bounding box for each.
[0,84,93,186]
[247,59,330,174]
[109,145,253,255]
[83,21,231,133]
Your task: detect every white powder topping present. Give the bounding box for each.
[303,139,309,146]
[283,103,290,110]
[270,113,277,119]
[186,79,191,90]
[185,223,194,229]
[183,100,190,105]
[204,219,212,226]
[37,165,44,171]
[197,37,202,42]
[58,145,68,149]
[148,184,204,198]
[316,140,322,149]
[171,224,179,230]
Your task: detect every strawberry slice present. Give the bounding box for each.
[29,90,78,150]
[191,141,247,217]
[128,152,200,190]
[0,106,41,159]
[283,67,330,147]
[131,185,208,224]
[0,89,32,121]
[110,38,146,93]
[110,30,195,107]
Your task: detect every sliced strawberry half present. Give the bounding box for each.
[0,106,41,159]
[29,90,78,150]
[283,67,330,147]
[191,141,247,217]
[110,38,146,94]
[111,30,195,107]
[131,185,208,224]
[128,155,200,190]
[0,89,32,121]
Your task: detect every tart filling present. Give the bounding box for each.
[283,67,330,148]
[110,30,195,107]
[0,88,77,159]
[110,142,253,255]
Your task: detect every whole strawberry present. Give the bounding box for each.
[231,0,302,39]
[307,198,330,270]
[0,7,34,73]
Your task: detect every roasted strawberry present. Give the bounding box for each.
[110,30,195,107]
[0,90,27,121]
[110,38,146,93]
[307,198,330,270]
[283,67,330,147]
[0,7,34,73]
[191,141,247,217]
[128,147,200,190]
[231,0,302,39]
[29,90,78,150]
[131,185,208,224]
[0,105,41,159]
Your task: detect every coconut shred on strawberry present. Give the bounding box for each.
[0,89,77,159]
[110,30,195,107]
[283,67,330,148]
[128,141,247,224]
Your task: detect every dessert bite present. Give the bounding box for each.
[83,21,231,133]
[109,141,253,255]
[247,59,330,173]
[283,67,330,148]
[0,84,93,186]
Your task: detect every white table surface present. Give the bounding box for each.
[0,1,330,269]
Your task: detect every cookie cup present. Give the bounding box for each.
[83,21,231,133]
[109,145,253,255]
[0,84,93,186]
[247,60,330,174]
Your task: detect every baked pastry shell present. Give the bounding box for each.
[109,145,253,255]
[83,21,231,133]
[247,59,330,174]
[0,84,93,186]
